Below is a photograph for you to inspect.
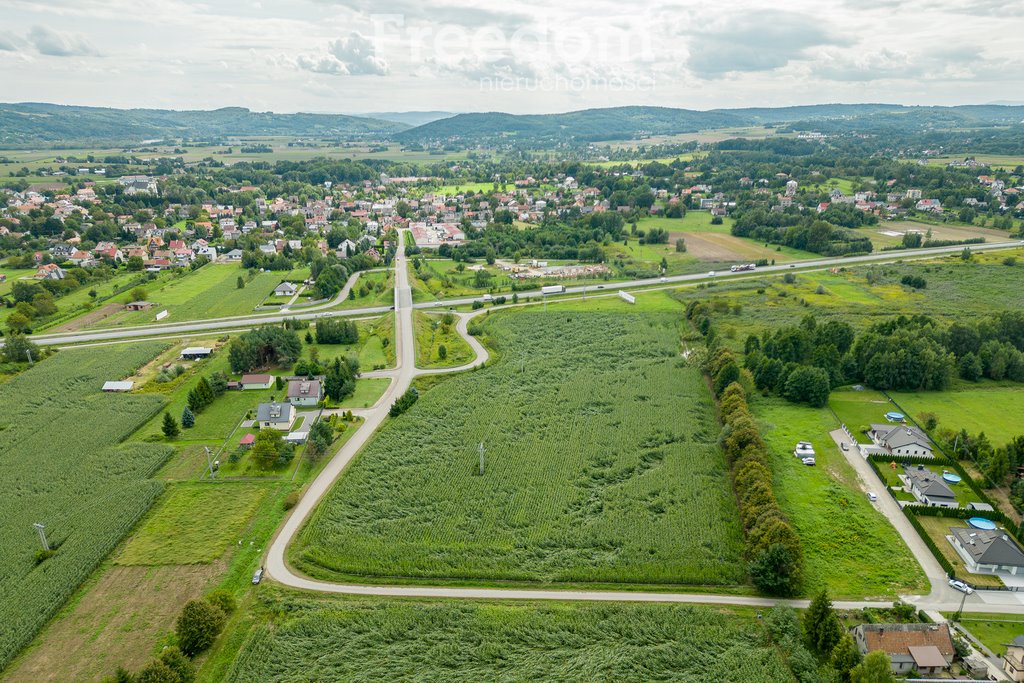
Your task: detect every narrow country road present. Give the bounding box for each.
[263,230,1024,615]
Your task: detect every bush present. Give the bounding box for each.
[175,599,226,656]
[205,590,236,615]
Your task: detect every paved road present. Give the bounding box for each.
[18,239,1023,347]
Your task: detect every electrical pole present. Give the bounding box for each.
[205,446,216,480]
[478,442,485,476]
[33,523,50,551]
[953,588,967,622]
[26,349,33,365]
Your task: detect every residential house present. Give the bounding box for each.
[255,402,295,430]
[286,379,323,407]
[852,623,955,676]
[274,282,298,297]
[903,465,958,508]
[1004,635,1024,682]
[950,527,1024,576]
[224,249,244,262]
[239,374,274,390]
[35,264,67,280]
[869,424,933,457]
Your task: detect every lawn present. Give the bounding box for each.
[336,378,391,409]
[954,613,1024,657]
[889,384,1024,445]
[829,387,898,443]
[414,311,474,368]
[0,344,172,670]
[0,266,38,296]
[116,483,267,565]
[334,269,393,310]
[753,397,929,598]
[225,595,794,683]
[293,309,747,586]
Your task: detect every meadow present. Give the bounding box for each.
[414,311,475,368]
[293,310,747,586]
[0,344,171,670]
[889,384,1024,445]
[116,484,268,565]
[953,613,1024,657]
[90,264,307,328]
[752,397,928,597]
[225,594,794,682]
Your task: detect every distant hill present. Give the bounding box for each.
[394,106,748,145]
[0,103,408,147]
[361,111,456,127]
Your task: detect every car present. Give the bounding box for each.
[659,277,667,283]
[389,305,395,310]
[789,264,795,268]
[866,491,877,502]
[801,457,816,466]
[597,285,605,289]
[252,567,264,584]
[708,271,716,277]
[948,579,973,595]
[841,442,849,451]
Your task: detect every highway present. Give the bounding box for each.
[18,239,1023,347]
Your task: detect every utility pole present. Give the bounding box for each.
[478,442,485,476]
[26,349,33,366]
[33,523,50,551]
[953,587,968,622]
[204,446,217,480]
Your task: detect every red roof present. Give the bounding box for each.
[240,433,255,445]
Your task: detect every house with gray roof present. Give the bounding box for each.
[256,402,295,430]
[903,465,958,508]
[950,527,1024,576]
[870,423,933,458]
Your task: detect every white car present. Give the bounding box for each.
[252,567,264,585]
[708,271,716,277]
[948,579,973,595]
[866,491,877,502]
[801,456,816,466]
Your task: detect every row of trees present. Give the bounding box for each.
[732,212,874,257]
[705,345,804,596]
[315,318,358,344]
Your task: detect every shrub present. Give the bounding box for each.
[205,590,236,615]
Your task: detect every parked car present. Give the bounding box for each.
[867,491,877,502]
[841,442,849,451]
[948,579,973,595]
[252,567,264,584]
[597,285,605,289]
[708,271,716,277]
[801,456,816,466]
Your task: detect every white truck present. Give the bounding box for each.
[541,285,565,295]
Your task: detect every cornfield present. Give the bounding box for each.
[226,596,795,682]
[294,311,746,586]
[0,344,172,670]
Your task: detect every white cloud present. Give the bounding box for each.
[294,32,388,76]
[27,25,100,57]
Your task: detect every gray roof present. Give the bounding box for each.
[872,424,932,450]
[287,379,322,399]
[967,502,995,512]
[903,467,956,500]
[951,527,1024,568]
[256,402,293,423]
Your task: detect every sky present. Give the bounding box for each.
[1,0,1022,115]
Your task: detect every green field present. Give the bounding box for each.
[753,397,929,598]
[116,484,267,565]
[225,595,793,682]
[336,378,391,409]
[889,385,1024,445]
[0,344,171,670]
[414,311,474,367]
[90,264,306,328]
[293,310,746,586]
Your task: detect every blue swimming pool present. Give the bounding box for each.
[942,471,962,484]
[968,517,997,530]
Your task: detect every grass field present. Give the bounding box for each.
[293,309,746,586]
[90,264,306,328]
[0,344,171,670]
[336,378,391,409]
[225,594,794,682]
[414,311,474,368]
[829,387,897,443]
[954,613,1024,657]
[116,484,268,565]
[753,397,928,598]
[889,384,1024,445]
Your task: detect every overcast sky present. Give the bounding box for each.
[1,0,1022,115]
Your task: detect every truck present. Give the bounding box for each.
[730,263,757,273]
[541,285,565,295]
